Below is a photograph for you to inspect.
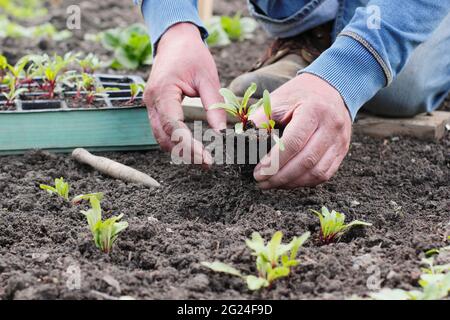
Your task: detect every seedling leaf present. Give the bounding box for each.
[201,261,242,277]
[241,82,257,112]
[219,88,240,109]
[39,177,70,201]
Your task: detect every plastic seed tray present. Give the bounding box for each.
[0,74,158,155]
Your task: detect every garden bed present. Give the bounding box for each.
[0,0,449,300]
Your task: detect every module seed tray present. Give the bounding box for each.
[0,75,158,155]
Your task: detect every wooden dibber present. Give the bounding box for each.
[72,148,161,188]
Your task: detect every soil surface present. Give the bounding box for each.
[0,0,449,300]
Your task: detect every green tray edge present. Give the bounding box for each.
[0,107,159,155]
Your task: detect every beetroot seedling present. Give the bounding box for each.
[39,177,70,201]
[260,90,285,151]
[77,53,103,74]
[65,72,95,100]
[2,79,27,108]
[210,83,262,133]
[71,192,104,205]
[310,207,372,244]
[6,58,28,86]
[35,53,77,99]
[127,83,144,104]
[85,87,118,105]
[79,193,128,254]
[202,231,310,291]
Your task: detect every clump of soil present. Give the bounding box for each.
[218,124,281,178]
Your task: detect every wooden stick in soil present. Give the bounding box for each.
[72,148,160,188]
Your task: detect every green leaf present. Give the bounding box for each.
[39,184,57,194]
[114,47,139,70]
[268,231,283,264]
[345,220,373,229]
[201,261,242,277]
[310,207,370,243]
[80,195,127,253]
[72,192,104,205]
[206,17,231,47]
[0,55,8,69]
[241,83,257,112]
[101,29,121,50]
[245,232,266,256]
[221,13,243,41]
[209,103,239,117]
[219,88,240,109]
[39,177,70,200]
[248,98,263,116]
[246,275,269,291]
[262,90,272,119]
[289,232,310,260]
[268,266,290,282]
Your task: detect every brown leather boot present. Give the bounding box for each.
[229,23,332,98]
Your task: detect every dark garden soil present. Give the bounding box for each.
[0,0,449,300]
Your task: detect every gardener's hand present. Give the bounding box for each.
[251,73,352,189]
[144,23,226,166]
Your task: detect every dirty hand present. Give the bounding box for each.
[143,23,226,165]
[251,73,352,189]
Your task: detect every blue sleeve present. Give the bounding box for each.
[301,1,450,120]
[137,0,208,52]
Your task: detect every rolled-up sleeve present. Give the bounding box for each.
[301,0,450,121]
[135,0,208,51]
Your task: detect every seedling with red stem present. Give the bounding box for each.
[310,207,372,244]
[210,83,262,133]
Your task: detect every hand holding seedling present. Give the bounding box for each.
[251,73,352,189]
[143,23,226,166]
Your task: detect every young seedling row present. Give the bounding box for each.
[39,176,372,291]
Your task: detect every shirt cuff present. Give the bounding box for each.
[140,0,208,53]
[300,35,387,121]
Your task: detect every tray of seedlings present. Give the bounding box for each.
[0,53,157,155]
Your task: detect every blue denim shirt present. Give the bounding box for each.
[135,0,450,120]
